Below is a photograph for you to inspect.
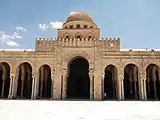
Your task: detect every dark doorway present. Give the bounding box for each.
[38,65,52,99]
[66,57,90,100]
[16,62,32,99]
[146,64,160,100]
[103,65,117,100]
[124,64,139,100]
[0,62,10,98]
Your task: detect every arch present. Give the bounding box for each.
[38,64,52,99]
[66,56,90,99]
[123,63,139,100]
[16,62,33,99]
[87,32,94,39]
[146,64,160,100]
[63,32,72,39]
[64,52,91,68]
[103,64,118,100]
[74,32,83,40]
[0,62,11,98]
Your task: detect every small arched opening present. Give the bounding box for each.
[146,64,160,100]
[16,62,32,99]
[124,64,139,100]
[103,65,117,100]
[38,65,52,99]
[0,62,10,98]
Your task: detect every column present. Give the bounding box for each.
[53,64,62,100]
[118,73,124,100]
[140,70,147,100]
[143,74,147,100]
[51,69,55,99]
[8,73,15,99]
[31,72,36,99]
[89,68,94,100]
[93,68,102,100]
[101,72,104,100]
[33,72,39,99]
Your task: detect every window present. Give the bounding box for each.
[76,35,81,39]
[76,24,80,28]
[88,36,92,39]
[65,26,68,29]
[90,26,93,28]
[66,36,69,39]
[70,25,73,29]
[84,25,87,28]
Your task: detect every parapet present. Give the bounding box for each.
[35,38,56,51]
[100,38,120,52]
[58,37,96,47]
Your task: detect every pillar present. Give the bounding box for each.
[140,70,147,100]
[51,69,55,99]
[53,64,62,100]
[89,68,94,100]
[61,69,67,100]
[31,72,36,99]
[118,73,124,100]
[101,72,104,100]
[8,73,15,99]
[34,72,39,99]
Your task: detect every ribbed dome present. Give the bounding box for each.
[66,12,94,23]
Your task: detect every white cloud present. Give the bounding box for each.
[50,21,63,29]
[39,21,63,31]
[0,31,22,47]
[16,26,27,32]
[39,24,49,31]
[6,41,20,47]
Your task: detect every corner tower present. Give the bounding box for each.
[57,12,100,40]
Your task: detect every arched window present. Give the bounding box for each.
[84,25,87,28]
[76,24,80,28]
[70,25,73,29]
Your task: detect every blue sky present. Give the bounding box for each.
[0,0,160,49]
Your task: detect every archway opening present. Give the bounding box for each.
[16,62,32,99]
[66,57,90,100]
[38,65,52,99]
[103,65,117,100]
[124,64,139,100]
[0,62,10,98]
[146,64,160,100]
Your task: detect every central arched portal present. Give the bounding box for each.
[66,57,90,100]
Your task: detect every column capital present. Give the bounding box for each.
[89,67,94,75]
[140,71,146,80]
[10,73,15,79]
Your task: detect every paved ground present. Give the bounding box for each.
[0,100,160,120]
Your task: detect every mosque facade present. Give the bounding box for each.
[0,12,160,100]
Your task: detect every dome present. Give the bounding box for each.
[66,12,94,23]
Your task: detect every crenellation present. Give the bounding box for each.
[60,38,96,47]
[35,38,56,51]
[100,37,120,51]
